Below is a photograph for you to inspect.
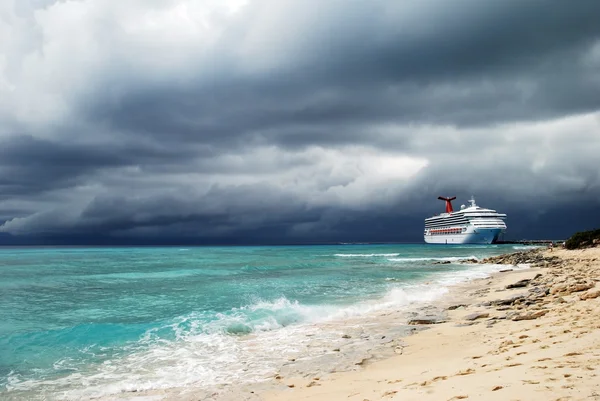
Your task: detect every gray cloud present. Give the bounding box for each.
[1,0,599,243]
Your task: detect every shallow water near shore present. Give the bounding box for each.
[0,244,528,400]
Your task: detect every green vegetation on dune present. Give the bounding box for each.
[565,229,600,250]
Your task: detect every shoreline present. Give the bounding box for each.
[4,246,528,401]
[256,247,600,401]
[73,246,600,401]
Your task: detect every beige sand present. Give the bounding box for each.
[261,247,600,401]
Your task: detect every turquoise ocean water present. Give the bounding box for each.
[0,244,535,400]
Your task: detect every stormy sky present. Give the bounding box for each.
[1,0,600,245]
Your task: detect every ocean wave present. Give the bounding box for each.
[6,294,385,399]
[512,245,542,250]
[334,253,400,257]
[387,256,479,263]
[3,279,473,400]
[202,297,335,335]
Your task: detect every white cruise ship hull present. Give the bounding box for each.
[424,228,503,245]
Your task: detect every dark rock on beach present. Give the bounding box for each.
[481,293,528,307]
[408,318,447,325]
[505,279,531,289]
[528,286,550,296]
[464,312,490,321]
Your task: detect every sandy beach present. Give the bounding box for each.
[254,247,600,401]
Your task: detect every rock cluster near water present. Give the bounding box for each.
[407,249,600,328]
[443,249,600,326]
[462,248,563,267]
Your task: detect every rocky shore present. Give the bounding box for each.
[457,248,600,320]
[476,247,562,267]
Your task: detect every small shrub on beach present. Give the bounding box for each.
[565,229,600,250]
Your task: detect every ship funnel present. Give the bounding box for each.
[437,196,456,213]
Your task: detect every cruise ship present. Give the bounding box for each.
[424,196,507,244]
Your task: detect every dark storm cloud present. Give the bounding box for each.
[83,0,600,150]
[0,136,117,199]
[0,133,210,197]
[1,0,600,243]
[2,183,324,238]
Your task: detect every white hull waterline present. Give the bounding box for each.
[424,227,504,244]
[424,196,507,245]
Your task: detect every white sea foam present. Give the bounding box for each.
[383,285,449,305]
[512,245,542,250]
[435,262,531,287]
[6,283,465,400]
[10,302,366,399]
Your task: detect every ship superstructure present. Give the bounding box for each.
[424,196,507,244]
